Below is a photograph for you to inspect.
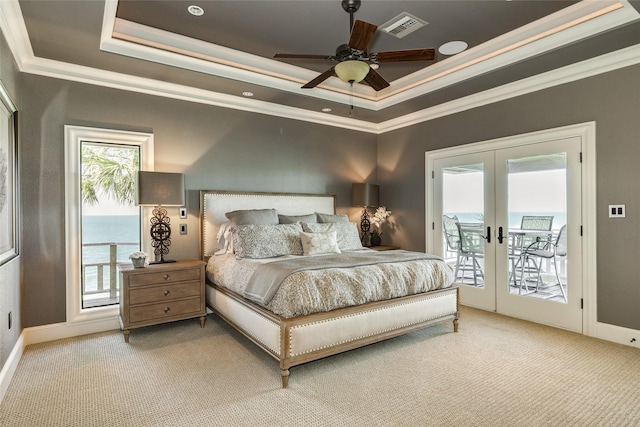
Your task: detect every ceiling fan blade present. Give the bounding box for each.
[348,20,378,52]
[363,68,390,91]
[302,67,336,89]
[274,53,335,60]
[374,48,436,62]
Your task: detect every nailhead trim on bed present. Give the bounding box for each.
[288,290,456,357]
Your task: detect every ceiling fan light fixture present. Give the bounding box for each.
[335,60,370,84]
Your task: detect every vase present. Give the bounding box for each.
[132,258,146,268]
[370,234,382,246]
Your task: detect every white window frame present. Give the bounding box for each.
[64,126,154,325]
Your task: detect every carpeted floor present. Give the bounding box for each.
[1,307,639,426]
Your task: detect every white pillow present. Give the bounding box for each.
[300,231,341,256]
[214,222,234,255]
[302,222,363,251]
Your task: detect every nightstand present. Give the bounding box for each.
[118,259,206,342]
[369,245,400,251]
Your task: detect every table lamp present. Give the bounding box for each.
[351,183,379,246]
[136,171,185,264]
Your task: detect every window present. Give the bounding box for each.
[81,142,141,309]
[65,126,153,324]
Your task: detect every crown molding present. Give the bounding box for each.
[377,43,640,133]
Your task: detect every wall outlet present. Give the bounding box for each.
[180,223,187,235]
[179,207,187,219]
[608,204,625,218]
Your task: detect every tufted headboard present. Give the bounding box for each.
[199,190,336,261]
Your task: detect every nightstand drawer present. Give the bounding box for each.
[128,267,201,287]
[129,280,201,305]
[129,297,202,323]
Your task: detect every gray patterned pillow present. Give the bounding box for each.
[233,223,303,259]
[278,213,317,224]
[225,209,278,225]
[316,212,349,223]
[302,222,363,251]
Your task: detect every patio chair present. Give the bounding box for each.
[442,215,461,261]
[509,215,554,289]
[442,215,484,286]
[455,222,485,286]
[521,224,567,301]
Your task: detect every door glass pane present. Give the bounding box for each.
[80,142,141,309]
[506,153,567,303]
[442,163,485,287]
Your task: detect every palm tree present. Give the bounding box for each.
[81,144,139,206]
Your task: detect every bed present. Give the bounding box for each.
[200,190,459,388]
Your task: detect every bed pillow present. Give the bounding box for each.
[278,213,317,224]
[302,222,363,251]
[225,208,278,225]
[300,231,341,256]
[233,223,303,259]
[214,222,234,255]
[316,212,349,223]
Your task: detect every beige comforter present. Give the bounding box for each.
[206,251,455,318]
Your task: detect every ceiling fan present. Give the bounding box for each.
[274,0,435,91]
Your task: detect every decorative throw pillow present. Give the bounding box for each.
[316,212,349,223]
[302,222,363,251]
[300,231,341,256]
[278,213,317,224]
[215,222,234,255]
[233,223,303,259]
[225,208,278,225]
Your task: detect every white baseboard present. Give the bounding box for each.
[0,332,24,404]
[596,321,640,348]
[23,316,120,346]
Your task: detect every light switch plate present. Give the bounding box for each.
[608,204,625,218]
[179,207,187,219]
[180,224,187,235]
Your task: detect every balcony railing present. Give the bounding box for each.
[82,242,138,308]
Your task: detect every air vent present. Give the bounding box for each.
[380,13,428,39]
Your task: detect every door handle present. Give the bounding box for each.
[498,226,504,244]
[485,226,491,244]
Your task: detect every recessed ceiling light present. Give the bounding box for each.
[322,108,332,113]
[242,91,254,97]
[438,41,468,56]
[187,5,204,16]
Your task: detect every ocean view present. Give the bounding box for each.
[449,212,567,230]
[82,215,140,297]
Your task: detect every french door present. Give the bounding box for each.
[428,129,585,333]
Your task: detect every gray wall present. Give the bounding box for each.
[21,74,377,328]
[0,31,22,368]
[378,63,640,330]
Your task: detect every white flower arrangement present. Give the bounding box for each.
[129,251,147,260]
[370,206,392,235]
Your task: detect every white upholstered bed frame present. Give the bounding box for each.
[200,190,459,388]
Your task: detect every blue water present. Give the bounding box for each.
[82,215,140,293]
[449,212,566,230]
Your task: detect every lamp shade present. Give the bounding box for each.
[136,171,185,206]
[351,183,379,207]
[335,60,370,84]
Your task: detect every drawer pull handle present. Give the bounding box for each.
[164,290,170,297]
[164,307,171,313]
[164,274,170,281]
